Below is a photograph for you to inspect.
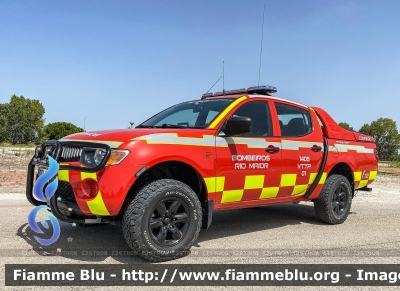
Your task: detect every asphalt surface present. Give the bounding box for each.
[0,174,399,290]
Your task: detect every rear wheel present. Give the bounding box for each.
[314,174,352,224]
[122,179,202,262]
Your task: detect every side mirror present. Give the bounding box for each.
[225,116,252,136]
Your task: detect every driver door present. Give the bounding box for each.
[214,100,282,209]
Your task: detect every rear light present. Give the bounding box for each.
[374,148,379,161]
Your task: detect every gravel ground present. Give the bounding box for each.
[0,149,32,193]
[0,147,33,168]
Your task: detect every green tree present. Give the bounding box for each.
[0,103,7,142]
[338,122,354,131]
[4,95,45,144]
[42,122,84,140]
[359,118,400,161]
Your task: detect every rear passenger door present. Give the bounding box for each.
[273,102,324,197]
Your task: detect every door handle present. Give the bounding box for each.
[265,145,280,154]
[310,145,322,152]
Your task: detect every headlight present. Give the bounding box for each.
[94,148,106,166]
[80,147,129,168]
[80,147,106,168]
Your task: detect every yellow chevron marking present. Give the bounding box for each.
[369,170,377,180]
[244,175,264,189]
[280,174,297,187]
[260,187,279,199]
[87,191,110,215]
[204,176,225,193]
[208,96,247,128]
[354,172,362,182]
[221,189,244,203]
[292,184,308,196]
[58,170,69,182]
[81,172,97,181]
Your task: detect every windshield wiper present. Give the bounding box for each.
[139,124,202,129]
[156,123,187,128]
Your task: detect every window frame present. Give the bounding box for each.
[225,100,274,137]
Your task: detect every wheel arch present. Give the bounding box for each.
[120,160,208,216]
[327,162,355,194]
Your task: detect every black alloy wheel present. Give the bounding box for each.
[122,179,202,262]
[314,174,352,224]
[331,184,349,219]
[149,198,190,246]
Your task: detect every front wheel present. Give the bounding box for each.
[314,174,352,224]
[122,179,202,262]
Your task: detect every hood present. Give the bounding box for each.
[60,128,215,147]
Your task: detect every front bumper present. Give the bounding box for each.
[26,140,140,223]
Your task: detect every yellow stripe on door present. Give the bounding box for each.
[244,175,264,189]
[205,171,333,203]
[260,187,279,199]
[292,184,308,196]
[221,189,244,203]
[280,174,297,187]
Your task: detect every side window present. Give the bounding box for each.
[275,103,312,137]
[231,101,272,136]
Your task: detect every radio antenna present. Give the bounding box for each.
[204,75,222,95]
[257,4,266,86]
[222,61,225,94]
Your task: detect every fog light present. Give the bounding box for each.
[76,179,99,200]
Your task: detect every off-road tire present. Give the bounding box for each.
[314,174,352,224]
[122,179,202,262]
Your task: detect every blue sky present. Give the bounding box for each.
[1,0,400,131]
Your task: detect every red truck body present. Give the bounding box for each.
[26,87,378,261]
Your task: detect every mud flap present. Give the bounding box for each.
[201,199,213,229]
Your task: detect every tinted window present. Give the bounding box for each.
[275,103,312,137]
[231,101,272,136]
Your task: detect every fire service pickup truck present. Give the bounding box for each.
[27,85,378,262]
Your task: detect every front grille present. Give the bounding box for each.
[55,181,75,200]
[60,146,82,162]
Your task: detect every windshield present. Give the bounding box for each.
[138,99,234,128]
